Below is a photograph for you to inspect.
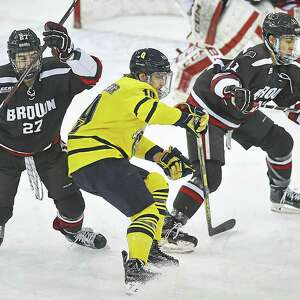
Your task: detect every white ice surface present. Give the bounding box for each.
[0,1,300,299]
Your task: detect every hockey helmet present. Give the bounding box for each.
[263,12,300,64]
[130,48,172,98]
[7,29,41,79]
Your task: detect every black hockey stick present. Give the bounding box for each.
[258,103,300,113]
[0,0,79,111]
[197,134,236,236]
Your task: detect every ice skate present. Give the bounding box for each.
[122,250,160,294]
[160,214,198,253]
[148,240,179,267]
[271,186,300,214]
[0,225,5,246]
[63,227,107,249]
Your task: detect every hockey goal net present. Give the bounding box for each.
[74,0,181,28]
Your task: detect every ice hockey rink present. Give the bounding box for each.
[1,1,300,299]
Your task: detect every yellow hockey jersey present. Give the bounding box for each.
[67,76,182,175]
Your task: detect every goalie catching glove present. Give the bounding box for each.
[156,146,194,180]
[174,102,209,136]
[43,21,74,62]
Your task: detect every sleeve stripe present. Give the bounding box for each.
[145,101,158,123]
[68,135,128,158]
[68,145,112,156]
[78,56,102,86]
[144,145,164,161]
[134,97,150,116]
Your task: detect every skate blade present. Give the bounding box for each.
[271,203,300,214]
[148,261,179,269]
[159,240,195,253]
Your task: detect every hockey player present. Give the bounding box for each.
[163,12,300,252]
[66,48,209,292]
[173,0,300,103]
[0,22,107,249]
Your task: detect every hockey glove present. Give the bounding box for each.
[175,102,209,136]
[156,146,194,180]
[43,21,74,62]
[223,85,254,118]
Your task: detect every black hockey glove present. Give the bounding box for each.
[174,102,209,137]
[156,146,194,180]
[223,85,254,118]
[43,21,74,62]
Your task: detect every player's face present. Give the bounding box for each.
[149,71,173,98]
[278,35,300,61]
[279,36,296,55]
[15,50,39,74]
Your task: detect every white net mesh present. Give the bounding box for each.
[80,0,180,22]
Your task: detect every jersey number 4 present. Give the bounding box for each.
[69,95,100,134]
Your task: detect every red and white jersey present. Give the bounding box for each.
[189,0,263,57]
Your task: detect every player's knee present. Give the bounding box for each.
[130,202,159,224]
[206,160,222,192]
[55,191,85,220]
[0,206,13,225]
[263,125,293,157]
[144,172,169,197]
[191,160,222,193]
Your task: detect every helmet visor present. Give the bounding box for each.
[277,35,300,63]
[12,50,41,79]
[149,71,173,98]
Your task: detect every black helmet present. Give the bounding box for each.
[129,48,171,77]
[7,29,41,79]
[263,12,300,64]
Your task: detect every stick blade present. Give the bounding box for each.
[208,218,236,236]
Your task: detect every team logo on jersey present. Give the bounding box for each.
[244,50,256,58]
[132,128,144,155]
[0,86,13,94]
[104,83,119,95]
[253,86,282,101]
[6,99,56,121]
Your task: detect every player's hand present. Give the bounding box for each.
[43,21,74,61]
[175,102,209,136]
[156,146,194,180]
[223,85,254,115]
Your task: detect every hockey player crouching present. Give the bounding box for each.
[162,12,300,252]
[67,48,208,292]
[0,22,107,249]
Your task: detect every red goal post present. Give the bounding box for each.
[74,0,81,28]
[73,0,181,29]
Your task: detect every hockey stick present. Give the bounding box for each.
[257,103,300,113]
[197,134,236,236]
[0,0,79,111]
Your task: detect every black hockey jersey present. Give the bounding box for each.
[0,49,102,154]
[188,43,300,130]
